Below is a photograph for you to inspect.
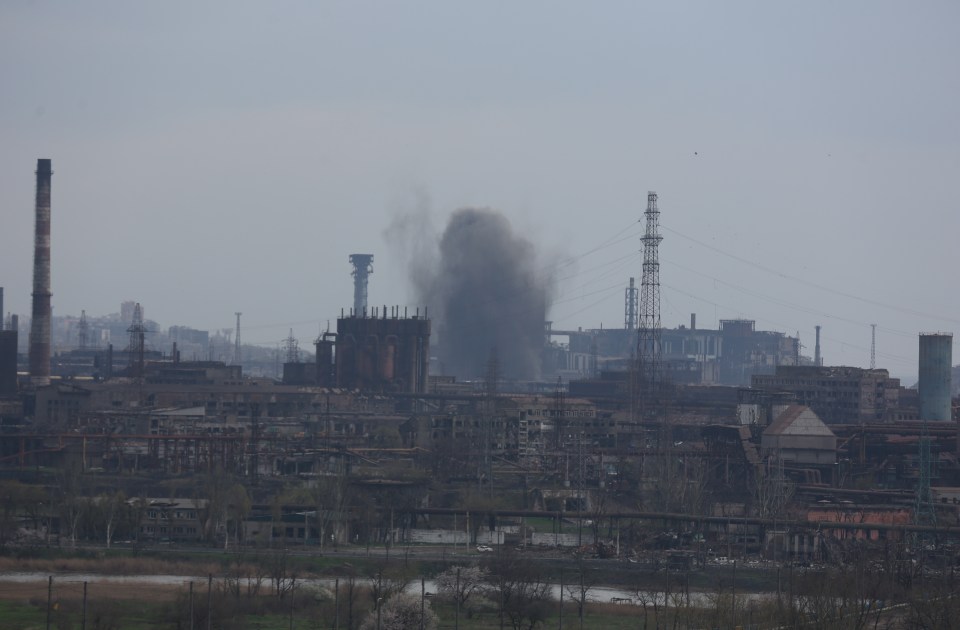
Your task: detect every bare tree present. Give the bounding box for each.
[55,467,85,548]
[436,565,486,612]
[483,550,552,630]
[310,473,348,554]
[100,490,128,549]
[564,555,598,630]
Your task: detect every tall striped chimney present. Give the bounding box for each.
[29,159,52,386]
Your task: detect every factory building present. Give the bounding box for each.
[760,405,837,468]
[751,365,901,424]
[334,308,430,394]
[548,317,799,386]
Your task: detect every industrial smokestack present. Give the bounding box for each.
[690,313,696,331]
[0,287,4,331]
[29,159,52,386]
[349,254,374,317]
[919,333,952,421]
[624,277,637,330]
[814,325,822,367]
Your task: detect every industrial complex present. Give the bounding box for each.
[1,159,959,625]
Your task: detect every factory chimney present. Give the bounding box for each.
[0,287,4,331]
[919,333,952,421]
[349,254,374,316]
[814,325,822,367]
[29,159,52,386]
[624,277,638,330]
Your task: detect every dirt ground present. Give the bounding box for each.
[0,577,188,604]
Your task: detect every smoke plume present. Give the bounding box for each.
[394,207,554,381]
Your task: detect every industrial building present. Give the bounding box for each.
[333,308,430,394]
[546,315,801,387]
[751,365,902,424]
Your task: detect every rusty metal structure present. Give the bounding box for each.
[29,159,53,386]
[336,307,430,393]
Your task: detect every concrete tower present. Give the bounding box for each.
[919,333,953,421]
[29,159,53,386]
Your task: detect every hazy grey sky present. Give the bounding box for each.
[2,1,957,381]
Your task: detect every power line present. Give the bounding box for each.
[661,224,960,325]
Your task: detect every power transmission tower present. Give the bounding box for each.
[234,312,242,366]
[480,348,499,496]
[636,191,663,417]
[126,303,146,377]
[915,420,936,528]
[77,310,89,350]
[870,324,876,369]
[284,329,300,363]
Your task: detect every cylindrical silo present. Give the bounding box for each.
[919,333,953,421]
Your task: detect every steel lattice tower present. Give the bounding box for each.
[915,421,937,528]
[77,310,89,350]
[636,192,663,403]
[126,303,146,377]
[284,329,300,363]
[870,324,876,369]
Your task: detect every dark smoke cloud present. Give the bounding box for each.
[391,207,554,381]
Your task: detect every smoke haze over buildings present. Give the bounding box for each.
[391,207,555,381]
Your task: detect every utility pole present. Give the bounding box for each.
[46,575,52,630]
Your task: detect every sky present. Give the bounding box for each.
[1,1,958,383]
